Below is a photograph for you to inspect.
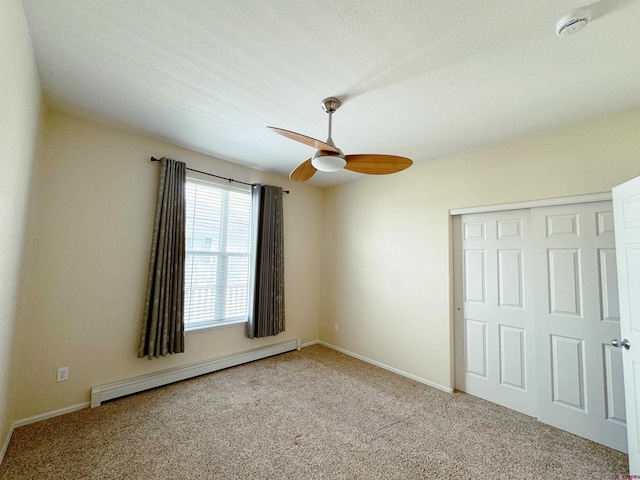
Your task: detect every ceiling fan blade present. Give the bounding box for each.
[344,154,413,175]
[289,159,317,182]
[268,126,340,154]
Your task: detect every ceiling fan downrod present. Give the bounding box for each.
[321,97,341,147]
[312,97,346,172]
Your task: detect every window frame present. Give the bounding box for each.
[183,175,253,333]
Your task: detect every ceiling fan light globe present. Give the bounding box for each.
[311,154,346,172]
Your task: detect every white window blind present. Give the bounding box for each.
[184,179,252,330]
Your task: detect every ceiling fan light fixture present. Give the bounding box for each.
[311,153,346,172]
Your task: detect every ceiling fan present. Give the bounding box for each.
[268,97,413,182]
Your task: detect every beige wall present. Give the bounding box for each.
[5,36,640,430]
[320,108,640,390]
[0,0,42,447]
[10,108,323,420]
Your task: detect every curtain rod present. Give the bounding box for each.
[150,157,289,194]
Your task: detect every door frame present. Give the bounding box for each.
[450,192,611,216]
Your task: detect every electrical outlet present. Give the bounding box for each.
[57,367,69,382]
[334,323,339,332]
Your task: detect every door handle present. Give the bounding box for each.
[611,339,631,350]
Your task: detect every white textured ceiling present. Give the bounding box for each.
[21,0,640,186]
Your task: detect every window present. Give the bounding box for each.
[184,178,252,330]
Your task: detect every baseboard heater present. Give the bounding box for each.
[91,338,300,408]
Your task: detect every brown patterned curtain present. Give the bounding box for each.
[247,184,285,338]
[138,157,186,359]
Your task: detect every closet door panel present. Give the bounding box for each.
[532,201,626,452]
[455,209,535,416]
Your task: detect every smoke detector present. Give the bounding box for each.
[555,8,592,36]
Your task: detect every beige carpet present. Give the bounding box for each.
[0,345,628,479]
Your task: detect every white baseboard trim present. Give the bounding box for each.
[300,340,319,348]
[13,402,90,429]
[1,427,13,466]
[91,338,300,408]
[319,341,453,394]
[1,402,90,463]
[0,427,13,465]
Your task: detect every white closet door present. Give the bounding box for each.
[455,209,536,416]
[532,201,626,452]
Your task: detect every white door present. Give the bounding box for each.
[613,176,640,473]
[532,201,626,452]
[454,209,536,416]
